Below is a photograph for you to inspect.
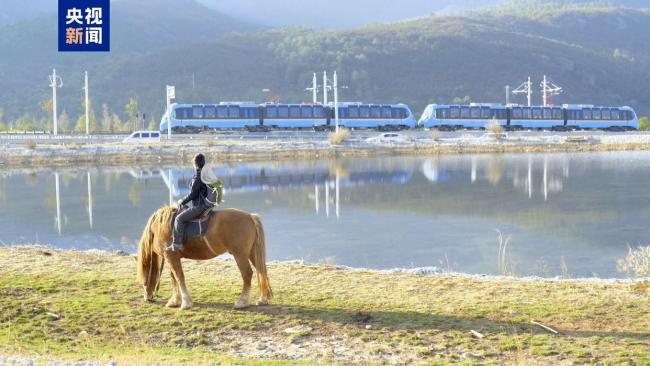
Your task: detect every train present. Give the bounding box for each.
[160,102,639,132]
[159,102,417,133]
[418,104,639,131]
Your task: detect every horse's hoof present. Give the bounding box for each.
[180,302,193,310]
[257,300,269,306]
[233,302,249,310]
[166,301,180,308]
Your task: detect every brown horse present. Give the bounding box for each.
[137,206,272,310]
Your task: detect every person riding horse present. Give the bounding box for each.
[167,153,209,252]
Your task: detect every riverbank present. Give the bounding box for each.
[0,247,648,365]
[2,132,650,168]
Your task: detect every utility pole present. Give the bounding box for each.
[49,69,63,135]
[512,76,532,107]
[166,85,175,139]
[323,71,328,105]
[334,71,340,133]
[527,76,532,107]
[83,71,89,134]
[540,75,563,107]
[505,85,510,105]
[305,73,318,103]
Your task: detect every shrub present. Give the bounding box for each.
[617,246,650,277]
[487,120,505,140]
[329,127,350,145]
[638,116,649,131]
[25,140,37,149]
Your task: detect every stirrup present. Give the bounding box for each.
[166,243,183,252]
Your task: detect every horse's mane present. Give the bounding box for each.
[137,205,175,285]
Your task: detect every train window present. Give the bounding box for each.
[542,108,552,119]
[336,106,347,118]
[437,108,450,119]
[470,107,481,119]
[512,108,522,119]
[204,106,216,119]
[460,107,470,118]
[349,106,359,118]
[216,106,227,118]
[626,111,635,120]
[360,106,371,118]
[381,106,392,118]
[495,109,507,120]
[249,108,260,119]
[449,107,459,119]
[192,106,204,119]
[314,106,325,118]
[481,107,491,119]
[522,108,532,119]
[265,106,277,118]
[228,106,239,118]
[289,105,301,118]
[532,108,542,119]
[391,107,402,119]
[301,106,313,118]
[611,109,621,120]
[370,106,381,118]
[566,110,578,120]
[553,109,563,119]
[602,109,611,120]
[592,109,601,120]
[278,105,289,118]
[582,109,592,120]
[175,108,189,119]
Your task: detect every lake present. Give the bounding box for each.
[1,151,649,278]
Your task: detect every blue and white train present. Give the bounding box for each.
[160,102,417,132]
[418,104,639,131]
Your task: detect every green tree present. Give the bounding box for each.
[74,108,98,133]
[147,115,158,131]
[58,110,70,133]
[13,114,35,131]
[0,107,5,131]
[125,97,138,132]
[112,113,124,132]
[41,98,53,131]
[639,116,649,131]
[101,104,112,132]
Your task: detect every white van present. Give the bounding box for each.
[122,131,161,143]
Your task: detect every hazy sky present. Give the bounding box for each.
[196,0,501,28]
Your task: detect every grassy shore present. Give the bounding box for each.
[2,135,650,168]
[0,248,648,365]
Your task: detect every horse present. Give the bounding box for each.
[137,206,273,310]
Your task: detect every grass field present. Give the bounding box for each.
[0,247,648,365]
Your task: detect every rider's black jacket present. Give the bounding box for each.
[180,169,207,207]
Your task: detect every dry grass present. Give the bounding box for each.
[617,245,650,277]
[487,120,506,140]
[0,247,648,365]
[328,127,350,145]
[430,129,442,142]
[24,140,37,149]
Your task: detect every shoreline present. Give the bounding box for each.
[2,133,650,168]
[1,247,648,365]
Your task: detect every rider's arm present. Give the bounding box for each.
[180,176,200,206]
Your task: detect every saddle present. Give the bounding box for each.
[172,207,216,240]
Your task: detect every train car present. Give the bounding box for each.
[161,102,417,132]
[565,105,639,131]
[261,103,327,129]
[160,102,261,132]
[419,103,639,131]
[334,103,417,130]
[418,104,507,130]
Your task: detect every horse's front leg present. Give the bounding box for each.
[166,254,193,310]
[166,271,182,308]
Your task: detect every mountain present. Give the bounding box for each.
[0,2,649,128]
[0,0,258,124]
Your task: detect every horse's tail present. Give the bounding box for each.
[137,210,159,286]
[250,213,273,301]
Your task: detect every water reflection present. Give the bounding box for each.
[1,152,650,278]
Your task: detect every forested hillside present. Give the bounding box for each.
[0,0,648,131]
